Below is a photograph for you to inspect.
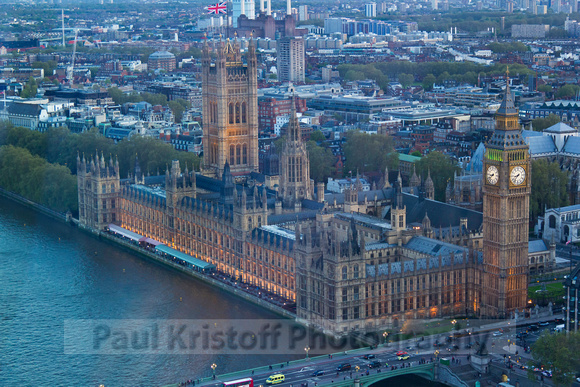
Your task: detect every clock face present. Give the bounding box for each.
[510,166,526,186]
[486,165,499,185]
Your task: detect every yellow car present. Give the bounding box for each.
[266,374,285,384]
[398,355,410,360]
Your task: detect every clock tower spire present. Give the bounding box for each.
[482,71,530,318]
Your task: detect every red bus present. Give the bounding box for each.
[223,378,253,387]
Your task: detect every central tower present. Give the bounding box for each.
[482,74,530,318]
[202,37,259,177]
[279,96,312,207]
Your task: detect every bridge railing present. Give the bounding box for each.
[329,363,435,387]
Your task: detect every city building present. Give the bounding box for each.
[277,37,305,83]
[511,24,549,38]
[298,5,308,21]
[232,0,256,28]
[201,38,259,177]
[77,62,532,335]
[258,96,306,136]
[148,51,176,72]
[365,3,377,17]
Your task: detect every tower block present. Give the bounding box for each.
[202,37,259,177]
[482,73,531,318]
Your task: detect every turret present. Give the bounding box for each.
[425,168,435,200]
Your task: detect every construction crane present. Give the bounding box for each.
[66,28,78,86]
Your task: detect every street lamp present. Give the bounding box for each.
[383,331,389,346]
[304,346,310,359]
[434,349,440,363]
[211,363,217,379]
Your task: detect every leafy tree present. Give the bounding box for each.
[532,114,560,131]
[306,140,335,183]
[343,131,397,174]
[530,159,568,221]
[345,70,365,81]
[167,99,191,123]
[309,130,326,143]
[555,84,580,99]
[422,74,436,91]
[398,73,414,88]
[20,76,38,98]
[411,150,422,157]
[31,60,57,76]
[537,84,553,94]
[487,42,529,53]
[414,152,460,202]
[530,331,580,386]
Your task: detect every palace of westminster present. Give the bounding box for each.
[78,38,534,334]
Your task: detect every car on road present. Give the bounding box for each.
[336,363,351,372]
[369,361,382,369]
[266,374,285,385]
[539,321,550,327]
[362,354,376,359]
[398,355,410,360]
[555,318,564,324]
[528,324,539,331]
[312,370,325,377]
[493,331,503,337]
[542,370,552,378]
[396,351,408,356]
[465,343,473,349]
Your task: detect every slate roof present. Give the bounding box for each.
[562,136,580,155]
[528,239,548,253]
[7,102,41,116]
[544,122,577,134]
[403,193,483,231]
[525,135,557,155]
[521,129,542,138]
[465,142,485,173]
[404,236,468,258]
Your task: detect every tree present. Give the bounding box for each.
[411,150,422,157]
[530,159,568,221]
[167,99,191,123]
[342,131,397,174]
[537,84,553,94]
[306,141,335,183]
[398,73,414,88]
[422,74,436,91]
[345,70,366,81]
[532,114,560,131]
[531,331,580,386]
[20,76,37,98]
[414,152,460,202]
[309,130,326,143]
[555,84,580,99]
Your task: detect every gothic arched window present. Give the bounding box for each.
[236,145,241,165]
[230,145,235,165]
[241,101,247,123]
[342,266,347,280]
[549,215,556,228]
[229,103,234,124]
[242,144,247,164]
[235,102,241,124]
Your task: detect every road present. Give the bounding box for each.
[195,315,571,387]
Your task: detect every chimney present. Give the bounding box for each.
[267,0,271,15]
[286,0,291,15]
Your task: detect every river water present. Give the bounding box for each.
[0,197,301,387]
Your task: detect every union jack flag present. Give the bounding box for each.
[206,2,227,14]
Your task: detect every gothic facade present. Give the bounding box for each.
[482,78,531,319]
[202,37,259,178]
[77,72,530,335]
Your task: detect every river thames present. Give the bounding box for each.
[0,196,302,386]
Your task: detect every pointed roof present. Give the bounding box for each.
[544,122,577,134]
[496,72,517,116]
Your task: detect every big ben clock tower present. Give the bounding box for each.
[482,72,531,318]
